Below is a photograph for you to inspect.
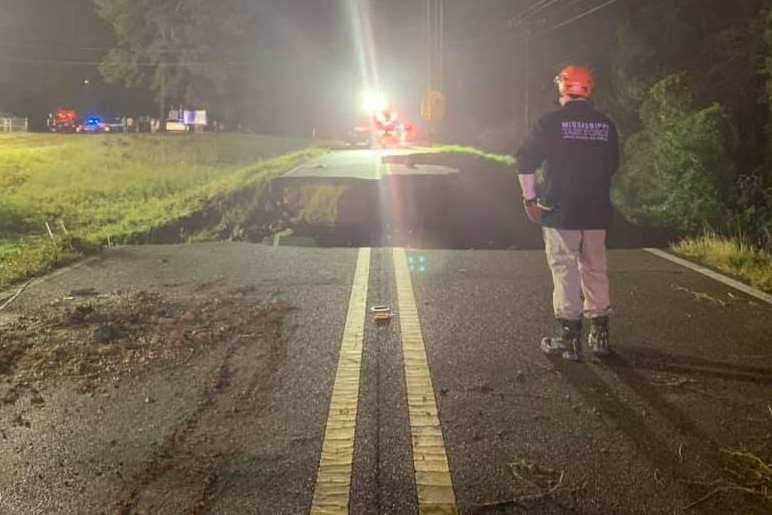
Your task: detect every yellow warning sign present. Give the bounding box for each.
[421,90,446,122]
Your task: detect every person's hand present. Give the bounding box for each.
[522,197,543,224]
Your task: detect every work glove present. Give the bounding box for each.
[522,197,543,224]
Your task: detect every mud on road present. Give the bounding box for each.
[0,280,291,514]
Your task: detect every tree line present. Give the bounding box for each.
[0,0,339,134]
[600,0,772,248]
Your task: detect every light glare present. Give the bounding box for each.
[363,91,386,112]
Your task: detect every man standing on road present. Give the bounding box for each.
[515,65,620,361]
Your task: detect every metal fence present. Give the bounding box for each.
[0,117,28,132]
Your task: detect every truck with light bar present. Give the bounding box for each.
[49,109,80,133]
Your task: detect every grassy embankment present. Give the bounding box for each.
[0,133,323,289]
[672,233,772,293]
[425,144,515,165]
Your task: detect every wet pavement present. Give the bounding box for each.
[1,242,771,514]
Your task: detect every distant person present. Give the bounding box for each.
[515,65,620,361]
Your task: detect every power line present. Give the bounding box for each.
[0,57,253,67]
[532,0,629,37]
[0,42,112,52]
[508,0,561,26]
[517,0,629,129]
[555,0,602,13]
[0,42,221,53]
[0,58,102,66]
[449,1,555,46]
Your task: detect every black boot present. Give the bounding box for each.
[588,316,610,356]
[541,319,583,361]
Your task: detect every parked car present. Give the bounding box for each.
[81,116,110,133]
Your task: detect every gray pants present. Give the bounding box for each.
[542,228,612,321]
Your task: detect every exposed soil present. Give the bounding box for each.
[0,285,288,402]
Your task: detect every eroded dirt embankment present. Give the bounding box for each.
[153,151,679,250]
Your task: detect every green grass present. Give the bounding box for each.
[672,232,772,293]
[0,133,323,289]
[429,144,515,165]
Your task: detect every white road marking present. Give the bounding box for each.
[310,247,371,514]
[645,248,772,305]
[393,248,459,514]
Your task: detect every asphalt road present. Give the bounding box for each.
[1,150,771,514]
[2,243,771,514]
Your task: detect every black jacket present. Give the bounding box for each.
[516,100,619,230]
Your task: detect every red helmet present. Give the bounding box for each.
[555,65,594,98]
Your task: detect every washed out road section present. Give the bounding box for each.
[272,148,676,250]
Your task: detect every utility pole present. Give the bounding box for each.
[425,0,432,93]
[508,17,533,138]
[422,0,445,141]
[438,0,444,93]
[424,0,443,92]
[159,69,167,133]
[523,28,531,134]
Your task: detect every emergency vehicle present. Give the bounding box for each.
[371,109,413,147]
[48,109,80,133]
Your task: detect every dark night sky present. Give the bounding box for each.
[347,0,630,144]
[0,0,631,142]
[259,0,632,142]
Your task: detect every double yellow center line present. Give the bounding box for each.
[310,248,458,514]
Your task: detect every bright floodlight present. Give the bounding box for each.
[363,91,386,112]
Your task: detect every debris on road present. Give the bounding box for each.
[651,374,696,388]
[69,287,99,298]
[0,286,293,401]
[1,278,292,513]
[470,459,572,512]
[371,305,393,324]
[374,313,393,324]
